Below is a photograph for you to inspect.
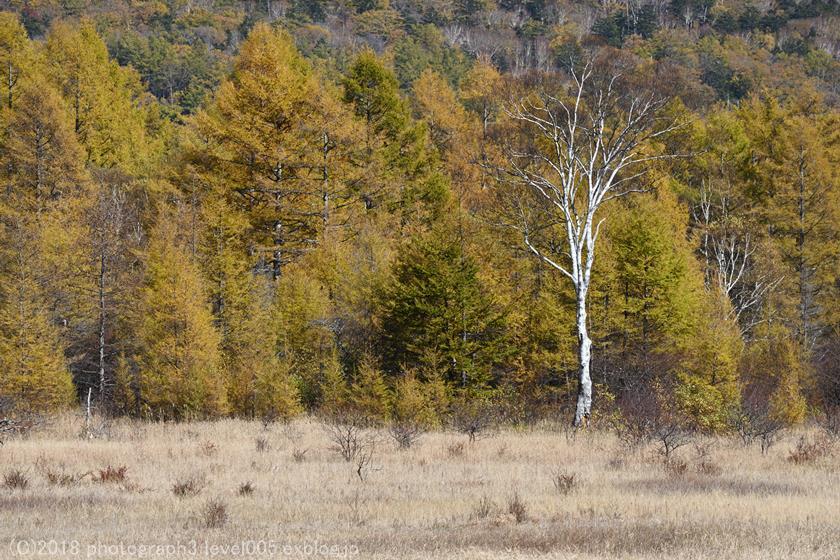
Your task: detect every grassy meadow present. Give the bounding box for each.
[0,414,838,559]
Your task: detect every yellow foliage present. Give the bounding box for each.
[392,371,440,428]
[351,355,392,422]
[319,347,349,415]
[0,216,74,414]
[45,19,153,173]
[134,221,227,419]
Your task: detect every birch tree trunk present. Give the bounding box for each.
[575,288,593,426]
[498,61,679,427]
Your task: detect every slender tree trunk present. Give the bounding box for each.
[34,128,44,204]
[74,90,81,134]
[322,131,329,239]
[98,251,107,400]
[797,155,808,349]
[7,60,13,109]
[272,220,283,280]
[574,287,592,427]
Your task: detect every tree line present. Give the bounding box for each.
[0,10,837,431]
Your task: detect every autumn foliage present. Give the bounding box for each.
[0,5,836,430]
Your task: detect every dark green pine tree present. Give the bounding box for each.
[378,223,509,392]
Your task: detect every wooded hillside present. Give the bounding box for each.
[0,0,837,432]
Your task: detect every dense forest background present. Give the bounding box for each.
[0,0,837,432]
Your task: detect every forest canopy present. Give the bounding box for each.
[0,0,837,431]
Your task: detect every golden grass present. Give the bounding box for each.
[0,413,838,559]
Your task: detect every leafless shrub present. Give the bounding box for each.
[654,423,694,461]
[172,475,207,498]
[611,380,696,459]
[292,448,308,462]
[608,383,660,451]
[818,406,840,440]
[95,465,128,484]
[730,405,783,454]
[551,469,578,495]
[201,499,228,528]
[255,437,270,453]
[260,411,278,431]
[323,414,372,462]
[388,422,424,450]
[322,413,380,479]
[0,413,39,444]
[447,442,465,457]
[354,439,378,482]
[4,468,29,490]
[507,491,528,523]
[238,482,254,496]
[471,495,495,520]
[450,400,499,443]
[788,434,834,464]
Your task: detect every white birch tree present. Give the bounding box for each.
[500,63,679,427]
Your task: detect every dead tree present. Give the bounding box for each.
[693,180,782,336]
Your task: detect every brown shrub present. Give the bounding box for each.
[202,499,228,528]
[3,469,28,490]
[172,475,206,498]
[95,465,128,484]
[788,434,834,464]
[507,491,528,523]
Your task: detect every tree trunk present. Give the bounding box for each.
[272,220,283,280]
[322,131,329,239]
[796,155,809,350]
[573,290,592,427]
[98,251,107,400]
[7,60,14,109]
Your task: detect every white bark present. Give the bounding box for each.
[502,62,678,427]
[693,180,782,336]
[575,290,592,426]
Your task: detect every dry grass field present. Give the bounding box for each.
[1,414,838,560]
